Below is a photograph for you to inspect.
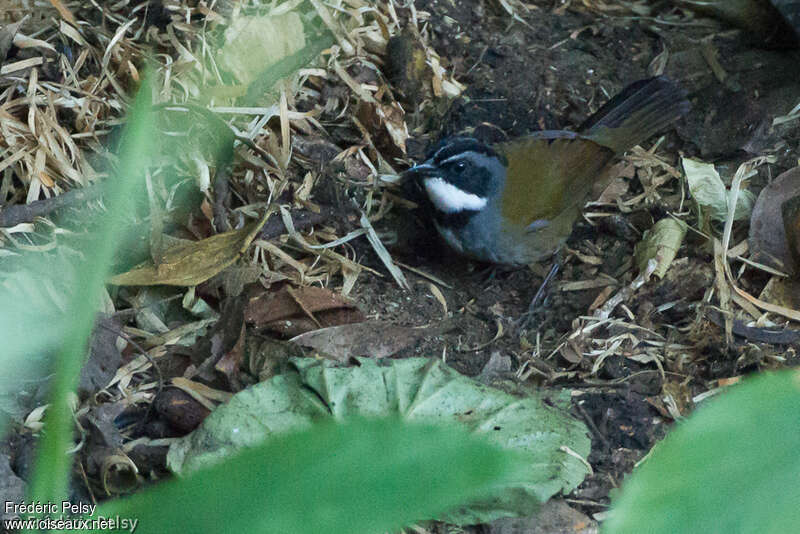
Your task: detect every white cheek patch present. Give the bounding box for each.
[423,177,487,213]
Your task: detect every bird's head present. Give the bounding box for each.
[405,137,507,215]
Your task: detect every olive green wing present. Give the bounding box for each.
[496,132,615,228]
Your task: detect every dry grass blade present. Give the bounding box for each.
[359,210,409,290]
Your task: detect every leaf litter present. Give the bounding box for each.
[1,0,799,530]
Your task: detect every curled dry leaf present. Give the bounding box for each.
[356,99,408,158]
[78,316,123,400]
[484,499,597,534]
[758,276,800,315]
[385,33,431,100]
[245,285,365,337]
[682,157,755,223]
[749,166,800,273]
[214,322,246,386]
[634,218,688,278]
[154,388,212,435]
[0,19,24,61]
[782,194,800,275]
[109,214,267,286]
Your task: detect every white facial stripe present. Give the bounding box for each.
[423,177,487,213]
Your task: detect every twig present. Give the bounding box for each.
[0,184,103,227]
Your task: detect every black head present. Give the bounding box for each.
[405,137,507,216]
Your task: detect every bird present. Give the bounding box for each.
[404,76,690,266]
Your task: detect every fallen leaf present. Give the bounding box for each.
[245,285,365,337]
[167,357,591,525]
[758,276,800,312]
[634,218,687,278]
[109,214,267,286]
[215,322,245,385]
[78,316,123,399]
[246,337,305,383]
[216,12,306,86]
[782,193,800,275]
[0,20,24,62]
[485,499,597,534]
[683,157,755,223]
[750,166,800,273]
[192,297,247,386]
[290,320,452,361]
[595,161,634,203]
[154,388,212,434]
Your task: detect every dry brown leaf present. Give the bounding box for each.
[758,277,800,312]
[594,161,634,204]
[109,214,268,286]
[0,19,24,61]
[245,285,365,337]
[289,320,452,361]
[215,322,246,384]
[783,193,800,275]
[153,388,213,434]
[46,0,78,26]
[749,166,800,274]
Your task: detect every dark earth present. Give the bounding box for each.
[340,0,800,525]
[2,1,800,531]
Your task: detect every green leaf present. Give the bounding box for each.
[26,76,157,505]
[168,357,591,525]
[605,370,800,534]
[97,418,519,534]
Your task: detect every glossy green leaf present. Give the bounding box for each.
[605,370,800,534]
[98,418,519,534]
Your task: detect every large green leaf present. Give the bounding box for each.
[98,418,519,534]
[168,357,591,525]
[605,370,800,533]
[26,77,157,504]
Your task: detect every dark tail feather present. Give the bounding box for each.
[579,76,690,153]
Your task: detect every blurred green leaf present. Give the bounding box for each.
[168,357,591,525]
[217,12,307,87]
[98,418,519,534]
[26,76,157,505]
[605,370,800,534]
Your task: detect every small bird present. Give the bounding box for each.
[405,76,690,266]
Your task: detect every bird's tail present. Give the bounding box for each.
[579,76,690,153]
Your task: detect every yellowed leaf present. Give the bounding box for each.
[109,213,268,286]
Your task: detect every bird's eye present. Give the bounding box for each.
[453,161,467,173]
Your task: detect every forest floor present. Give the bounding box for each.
[1,0,799,532]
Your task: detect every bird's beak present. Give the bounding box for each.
[403,162,437,179]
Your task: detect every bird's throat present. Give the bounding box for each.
[433,208,479,229]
